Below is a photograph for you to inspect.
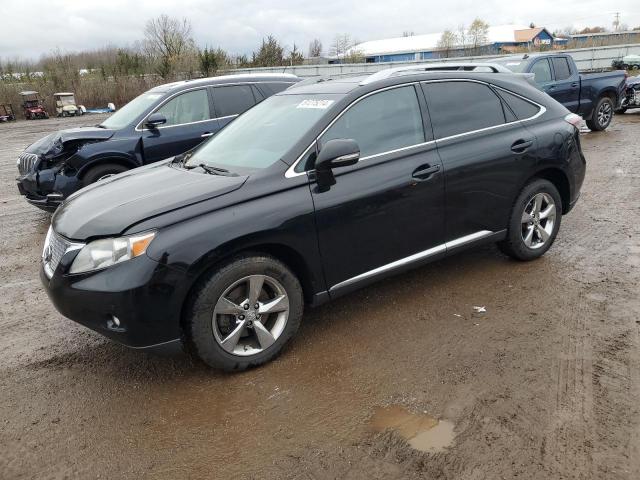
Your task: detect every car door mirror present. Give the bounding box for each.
[145,113,167,129]
[316,139,360,171]
[314,139,360,190]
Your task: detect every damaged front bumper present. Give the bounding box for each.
[16,162,80,212]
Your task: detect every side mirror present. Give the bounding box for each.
[145,112,167,129]
[314,139,360,190]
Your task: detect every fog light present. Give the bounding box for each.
[106,315,125,332]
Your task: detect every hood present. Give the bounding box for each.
[25,127,115,157]
[626,76,640,87]
[52,162,247,240]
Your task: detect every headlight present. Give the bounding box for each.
[69,231,156,274]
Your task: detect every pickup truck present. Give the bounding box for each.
[493,53,627,131]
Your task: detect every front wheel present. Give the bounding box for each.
[498,179,562,261]
[586,96,614,131]
[184,255,304,371]
[82,163,128,186]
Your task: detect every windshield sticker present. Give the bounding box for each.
[297,99,334,109]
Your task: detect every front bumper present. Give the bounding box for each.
[17,164,80,211]
[41,252,188,348]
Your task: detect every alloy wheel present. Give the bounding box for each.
[597,101,612,128]
[521,192,556,250]
[212,275,290,356]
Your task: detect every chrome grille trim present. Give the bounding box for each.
[42,227,84,279]
[17,152,39,175]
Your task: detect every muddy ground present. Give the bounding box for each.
[0,112,639,480]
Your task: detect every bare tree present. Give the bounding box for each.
[457,24,468,56]
[402,31,415,37]
[287,43,305,66]
[308,39,323,57]
[437,30,458,58]
[468,18,490,55]
[329,34,355,60]
[143,14,196,78]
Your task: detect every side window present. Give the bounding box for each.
[154,89,210,126]
[496,89,541,120]
[530,59,552,84]
[212,85,256,118]
[422,82,506,138]
[551,57,572,81]
[320,86,425,158]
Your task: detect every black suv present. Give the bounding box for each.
[16,73,299,210]
[41,67,586,370]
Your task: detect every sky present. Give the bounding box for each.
[1,0,639,60]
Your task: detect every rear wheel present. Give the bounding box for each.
[184,255,303,371]
[586,96,614,131]
[82,163,128,186]
[498,179,562,261]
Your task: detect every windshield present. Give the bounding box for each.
[186,94,342,171]
[100,91,165,129]
[493,58,528,73]
[59,96,75,106]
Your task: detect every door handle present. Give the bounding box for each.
[571,82,579,88]
[412,164,441,181]
[511,139,533,154]
[201,132,214,138]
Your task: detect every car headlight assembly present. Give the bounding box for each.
[69,232,156,274]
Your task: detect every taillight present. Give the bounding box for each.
[564,113,583,130]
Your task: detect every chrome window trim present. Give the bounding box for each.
[329,230,495,292]
[284,78,545,178]
[135,81,292,132]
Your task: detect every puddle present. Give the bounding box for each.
[369,405,455,453]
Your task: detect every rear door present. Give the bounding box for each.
[309,84,446,293]
[422,80,538,241]
[141,87,219,163]
[549,56,580,112]
[210,84,258,129]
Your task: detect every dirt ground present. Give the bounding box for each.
[0,111,639,480]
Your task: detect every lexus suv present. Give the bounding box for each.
[40,66,586,371]
[16,73,299,211]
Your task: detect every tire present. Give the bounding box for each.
[586,96,614,131]
[498,179,562,261]
[184,255,304,371]
[82,163,128,186]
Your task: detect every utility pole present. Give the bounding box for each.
[613,12,620,31]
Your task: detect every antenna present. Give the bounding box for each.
[613,12,620,31]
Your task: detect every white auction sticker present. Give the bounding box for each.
[297,99,334,109]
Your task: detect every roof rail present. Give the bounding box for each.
[360,62,513,85]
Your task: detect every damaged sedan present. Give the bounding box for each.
[16,73,299,211]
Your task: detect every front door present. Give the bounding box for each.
[309,85,446,294]
[142,88,219,164]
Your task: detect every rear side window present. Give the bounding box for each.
[154,89,210,126]
[259,82,295,96]
[497,89,541,120]
[530,59,552,84]
[423,82,506,138]
[212,85,256,118]
[551,57,572,81]
[320,85,425,158]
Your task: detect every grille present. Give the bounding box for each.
[43,229,78,278]
[17,152,39,175]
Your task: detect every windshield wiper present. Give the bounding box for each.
[185,163,235,176]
